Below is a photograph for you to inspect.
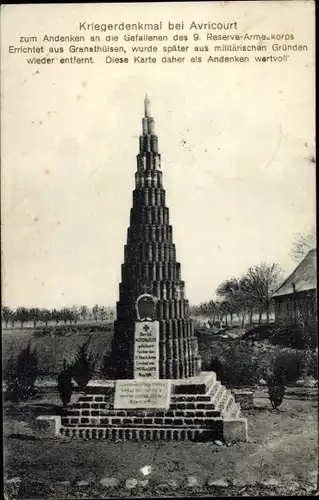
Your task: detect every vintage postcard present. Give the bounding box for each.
[1,1,317,498]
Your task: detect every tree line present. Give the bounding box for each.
[1,304,115,328]
[191,262,283,328]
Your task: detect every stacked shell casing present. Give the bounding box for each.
[111,97,202,380]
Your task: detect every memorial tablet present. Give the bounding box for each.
[134,320,159,379]
[114,380,171,410]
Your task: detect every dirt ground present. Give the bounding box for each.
[3,388,318,498]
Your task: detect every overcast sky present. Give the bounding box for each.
[1,2,315,309]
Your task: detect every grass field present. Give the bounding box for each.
[2,324,114,375]
[2,323,316,380]
[3,388,318,498]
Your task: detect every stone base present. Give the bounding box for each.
[46,372,248,443]
[35,415,61,438]
[223,418,249,442]
[232,390,254,410]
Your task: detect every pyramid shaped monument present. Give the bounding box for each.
[39,98,248,443]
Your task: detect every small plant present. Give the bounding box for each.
[270,320,317,350]
[70,337,96,390]
[208,357,225,381]
[57,360,73,407]
[267,374,286,410]
[223,342,260,387]
[3,352,18,399]
[272,350,303,385]
[101,351,116,379]
[4,343,38,401]
[266,350,299,410]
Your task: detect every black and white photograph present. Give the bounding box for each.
[1,1,317,498]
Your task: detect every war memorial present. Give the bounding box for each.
[36,97,248,443]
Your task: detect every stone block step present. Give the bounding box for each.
[169,402,216,410]
[229,402,241,418]
[72,403,111,410]
[74,400,221,409]
[75,401,218,411]
[76,378,221,405]
[63,408,221,419]
[70,385,240,418]
[213,386,228,407]
[61,414,222,427]
[221,398,236,418]
[207,381,221,398]
[172,372,216,395]
[77,395,110,403]
[170,394,212,402]
[216,390,231,412]
[59,424,223,441]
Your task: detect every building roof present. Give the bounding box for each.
[272,249,317,298]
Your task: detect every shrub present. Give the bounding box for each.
[3,352,17,398]
[242,323,276,342]
[4,343,38,401]
[70,337,96,390]
[270,322,317,349]
[208,357,225,381]
[101,351,116,379]
[306,350,318,379]
[272,350,304,385]
[57,361,73,407]
[262,352,289,410]
[220,342,260,387]
[267,375,286,409]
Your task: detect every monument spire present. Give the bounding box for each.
[144,94,151,117]
[142,95,155,137]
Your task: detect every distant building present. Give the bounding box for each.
[272,249,317,325]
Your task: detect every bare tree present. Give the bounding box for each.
[216,278,249,328]
[198,300,218,325]
[70,306,79,324]
[218,299,235,327]
[29,308,41,328]
[39,308,52,327]
[99,306,108,322]
[2,306,13,328]
[207,300,218,324]
[92,304,100,322]
[51,308,61,325]
[14,307,30,328]
[290,226,316,263]
[241,263,283,323]
[79,305,89,321]
[61,308,71,325]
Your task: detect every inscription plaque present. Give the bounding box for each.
[114,379,171,410]
[134,320,159,379]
